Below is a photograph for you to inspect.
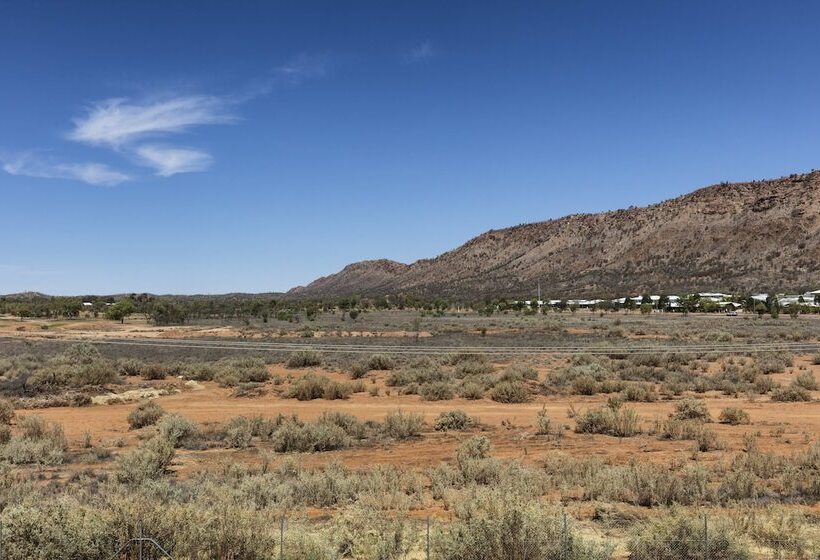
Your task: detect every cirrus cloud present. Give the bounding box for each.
[135,144,213,177]
[2,154,129,187]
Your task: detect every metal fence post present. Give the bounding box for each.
[703,514,708,560]
[426,516,431,560]
[562,511,568,560]
[279,515,285,560]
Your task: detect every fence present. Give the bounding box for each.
[0,513,809,559]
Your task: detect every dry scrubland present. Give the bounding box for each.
[0,310,819,559]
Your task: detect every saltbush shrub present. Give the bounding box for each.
[286,350,322,368]
[490,381,531,403]
[719,407,751,425]
[383,410,423,440]
[434,410,476,431]
[127,401,165,429]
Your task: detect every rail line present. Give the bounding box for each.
[55,337,820,356]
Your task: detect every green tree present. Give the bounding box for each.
[105,300,135,324]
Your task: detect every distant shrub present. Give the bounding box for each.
[621,383,658,402]
[672,398,712,422]
[571,375,600,395]
[753,375,779,394]
[1,416,68,465]
[349,362,370,379]
[142,363,169,380]
[757,353,792,374]
[812,354,820,365]
[322,381,353,400]
[317,411,368,439]
[116,436,175,483]
[490,381,531,403]
[284,375,328,400]
[366,355,395,371]
[628,514,750,560]
[575,406,640,437]
[658,419,723,451]
[719,407,751,425]
[156,414,199,448]
[459,382,485,400]
[0,399,14,425]
[117,358,146,377]
[771,385,812,402]
[224,416,254,448]
[499,364,538,382]
[383,410,423,440]
[127,401,165,429]
[434,410,476,431]
[420,381,455,401]
[286,350,322,368]
[794,371,818,391]
[270,420,350,452]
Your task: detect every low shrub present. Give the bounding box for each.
[383,410,423,440]
[1,416,68,465]
[672,398,712,422]
[490,381,531,403]
[116,436,175,483]
[156,414,199,448]
[628,513,750,560]
[458,382,485,400]
[286,350,322,368]
[718,407,751,425]
[771,385,812,402]
[127,401,165,429]
[434,410,476,431]
[420,381,455,401]
[224,416,254,448]
[323,381,353,400]
[366,355,395,371]
[270,420,350,452]
[575,406,640,437]
[793,371,818,391]
[0,399,14,424]
[658,419,723,451]
[284,375,328,400]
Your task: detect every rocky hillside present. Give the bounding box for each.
[289,171,820,299]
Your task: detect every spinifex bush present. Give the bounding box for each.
[126,400,165,429]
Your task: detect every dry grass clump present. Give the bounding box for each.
[656,419,723,451]
[126,400,165,429]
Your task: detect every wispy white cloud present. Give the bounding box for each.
[403,41,435,64]
[2,154,129,186]
[68,95,236,148]
[135,144,212,177]
[276,53,328,82]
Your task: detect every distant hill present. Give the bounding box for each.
[289,171,820,299]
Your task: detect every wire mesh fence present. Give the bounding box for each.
[0,512,811,559]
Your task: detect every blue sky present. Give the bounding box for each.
[3,1,820,295]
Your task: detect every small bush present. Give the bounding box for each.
[0,399,14,424]
[628,513,750,560]
[156,414,199,448]
[771,385,812,402]
[490,381,531,403]
[575,406,640,437]
[224,416,254,448]
[420,381,455,401]
[116,436,175,483]
[117,358,146,376]
[434,410,476,431]
[499,364,538,382]
[366,355,395,370]
[459,382,485,400]
[270,421,350,452]
[287,350,322,368]
[658,419,723,451]
[793,371,818,391]
[1,416,68,465]
[672,398,712,422]
[719,407,751,425]
[127,401,165,429]
[284,375,327,400]
[383,410,423,440]
[323,381,353,400]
